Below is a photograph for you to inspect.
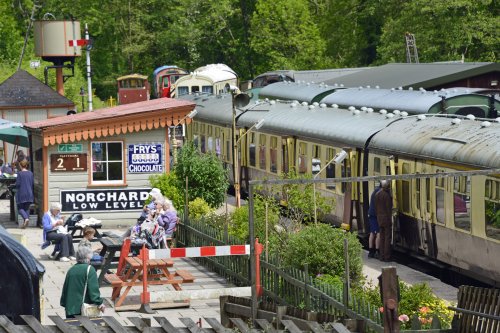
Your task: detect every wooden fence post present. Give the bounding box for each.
[380,267,400,333]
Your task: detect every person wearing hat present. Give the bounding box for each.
[122,188,163,238]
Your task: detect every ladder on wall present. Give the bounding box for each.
[405,32,419,63]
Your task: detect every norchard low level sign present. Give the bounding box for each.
[61,188,151,212]
[128,143,163,173]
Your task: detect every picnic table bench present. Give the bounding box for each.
[96,236,143,285]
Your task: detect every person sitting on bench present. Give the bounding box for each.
[43,202,76,262]
[158,199,178,238]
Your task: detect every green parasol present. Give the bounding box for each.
[0,120,29,147]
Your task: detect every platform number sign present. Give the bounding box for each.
[50,154,87,172]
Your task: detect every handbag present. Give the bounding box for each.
[80,265,101,317]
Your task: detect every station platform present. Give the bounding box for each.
[0,197,457,326]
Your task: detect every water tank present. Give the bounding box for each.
[34,20,82,61]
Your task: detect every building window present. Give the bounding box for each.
[91,141,123,183]
[485,179,500,240]
[270,136,278,173]
[454,176,471,231]
[326,148,336,190]
[259,134,267,170]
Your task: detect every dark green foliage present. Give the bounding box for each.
[282,224,363,283]
[149,171,184,209]
[174,142,229,209]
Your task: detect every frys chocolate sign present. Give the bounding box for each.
[51,154,87,172]
[61,188,151,212]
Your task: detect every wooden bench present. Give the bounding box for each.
[174,269,194,283]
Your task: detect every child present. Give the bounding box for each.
[79,226,103,263]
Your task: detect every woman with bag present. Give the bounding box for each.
[60,246,105,318]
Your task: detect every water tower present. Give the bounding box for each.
[33,19,82,95]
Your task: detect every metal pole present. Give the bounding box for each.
[85,24,93,111]
[18,2,38,70]
[232,92,241,207]
[249,184,257,323]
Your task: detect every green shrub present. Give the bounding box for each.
[282,224,363,284]
[149,171,184,208]
[188,197,214,219]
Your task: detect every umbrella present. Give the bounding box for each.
[0,120,29,147]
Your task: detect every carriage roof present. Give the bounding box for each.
[259,81,339,103]
[117,73,148,81]
[320,87,496,115]
[369,115,500,168]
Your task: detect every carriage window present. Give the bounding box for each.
[435,172,445,224]
[249,132,256,167]
[416,178,421,211]
[311,145,321,176]
[178,86,189,96]
[226,139,231,163]
[298,142,307,174]
[171,75,182,84]
[202,86,213,94]
[207,126,213,151]
[162,76,170,86]
[485,179,500,240]
[193,135,199,148]
[200,135,206,153]
[191,86,200,93]
[401,163,411,213]
[426,178,431,213]
[374,157,381,174]
[454,176,471,231]
[259,134,267,170]
[326,148,336,190]
[215,128,221,157]
[91,141,123,184]
[270,136,278,173]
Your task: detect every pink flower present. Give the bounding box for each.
[398,314,409,322]
[420,306,430,314]
[379,307,384,313]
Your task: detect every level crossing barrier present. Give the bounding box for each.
[128,239,263,313]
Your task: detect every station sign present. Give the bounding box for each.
[60,188,151,212]
[50,154,87,172]
[58,144,83,153]
[128,143,163,173]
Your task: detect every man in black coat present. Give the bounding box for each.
[375,180,393,262]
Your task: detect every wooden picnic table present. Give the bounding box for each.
[96,237,143,285]
[105,255,194,308]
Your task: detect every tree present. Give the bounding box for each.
[249,0,331,73]
[174,142,229,208]
[377,0,499,63]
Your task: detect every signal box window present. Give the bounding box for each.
[202,86,213,94]
[249,132,256,167]
[178,86,189,96]
[485,179,500,240]
[270,136,278,173]
[298,142,307,174]
[259,134,267,170]
[91,141,123,184]
[326,148,336,190]
[311,145,321,176]
[453,176,471,231]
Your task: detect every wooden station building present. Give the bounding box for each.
[23,98,195,226]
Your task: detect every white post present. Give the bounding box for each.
[85,23,93,111]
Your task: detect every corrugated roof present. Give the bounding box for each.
[24,98,195,146]
[324,62,500,89]
[369,115,500,168]
[0,70,74,108]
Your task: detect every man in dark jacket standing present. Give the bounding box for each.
[375,180,393,262]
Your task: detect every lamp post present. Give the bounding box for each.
[233,115,265,208]
[171,109,198,165]
[313,149,348,224]
[79,87,86,112]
